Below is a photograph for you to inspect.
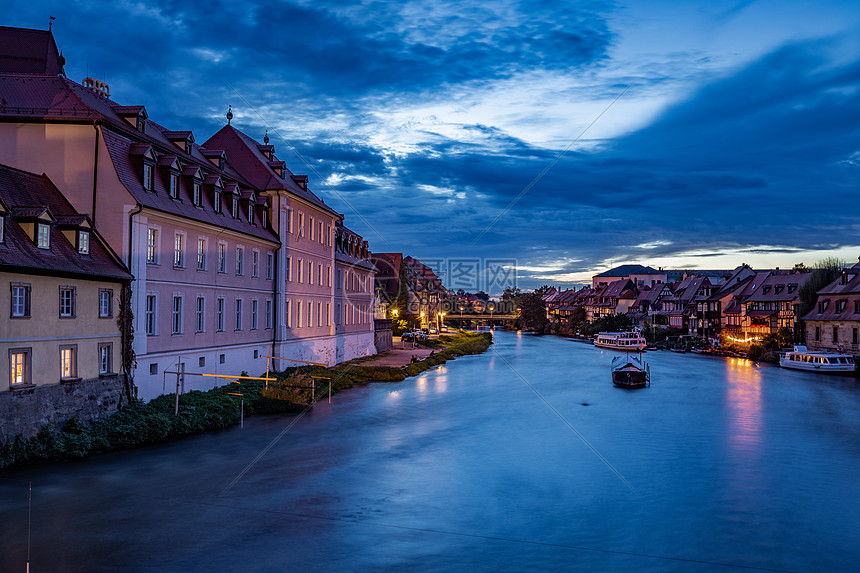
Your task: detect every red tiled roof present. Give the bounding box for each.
[0,26,65,75]
[0,163,130,281]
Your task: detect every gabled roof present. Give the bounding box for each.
[0,26,65,75]
[0,163,130,281]
[204,125,338,216]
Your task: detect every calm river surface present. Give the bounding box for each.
[2,331,860,572]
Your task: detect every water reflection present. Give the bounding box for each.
[725,357,763,452]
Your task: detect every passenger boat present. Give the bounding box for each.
[593,330,647,352]
[779,346,857,374]
[611,354,651,388]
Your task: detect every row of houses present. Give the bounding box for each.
[543,263,820,345]
[0,26,378,415]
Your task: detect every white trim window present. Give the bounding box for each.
[98,343,112,375]
[266,252,273,280]
[172,295,183,334]
[99,289,112,318]
[37,223,51,249]
[216,297,225,332]
[78,231,90,255]
[251,299,259,330]
[252,250,259,278]
[60,345,76,379]
[236,247,244,276]
[235,298,243,331]
[145,294,157,335]
[265,299,273,329]
[11,283,31,318]
[196,296,205,333]
[218,242,227,273]
[10,348,31,385]
[59,286,76,318]
[174,232,185,267]
[197,238,207,270]
[147,228,159,264]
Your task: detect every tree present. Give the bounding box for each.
[474,291,490,301]
[797,257,845,318]
[514,292,548,332]
[502,286,521,301]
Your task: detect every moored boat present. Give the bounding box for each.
[594,330,647,352]
[779,345,856,374]
[611,354,651,388]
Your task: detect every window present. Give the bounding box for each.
[147,228,158,264]
[150,363,158,375]
[169,173,179,199]
[78,231,90,255]
[326,303,330,326]
[309,261,314,285]
[262,209,268,229]
[297,301,302,328]
[197,238,206,270]
[251,299,258,330]
[99,289,113,318]
[266,253,273,280]
[0,216,4,243]
[235,299,243,330]
[59,286,76,318]
[236,247,244,275]
[145,295,157,335]
[216,298,225,331]
[285,299,291,328]
[266,300,272,329]
[286,257,292,281]
[317,302,321,327]
[98,343,112,374]
[199,357,206,367]
[231,196,238,218]
[196,296,205,333]
[818,300,829,313]
[10,349,30,385]
[220,354,225,364]
[287,209,293,233]
[143,162,154,191]
[318,264,322,285]
[310,217,314,241]
[37,223,50,249]
[248,202,253,224]
[214,190,222,213]
[60,345,76,379]
[855,301,860,314]
[327,266,331,287]
[299,212,304,237]
[172,296,183,334]
[854,328,858,345]
[218,242,227,273]
[307,301,312,327]
[298,259,303,283]
[174,233,184,267]
[11,283,30,318]
[252,251,259,278]
[815,326,820,341]
[193,182,201,206]
[833,326,839,344]
[837,300,847,313]
[319,221,323,244]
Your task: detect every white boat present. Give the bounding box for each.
[779,345,856,374]
[594,330,647,352]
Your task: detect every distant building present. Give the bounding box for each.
[801,260,860,353]
[592,264,667,289]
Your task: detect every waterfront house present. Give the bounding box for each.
[0,163,132,440]
[801,260,860,353]
[592,264,667,289]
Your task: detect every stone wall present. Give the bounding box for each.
[0,375,129,444]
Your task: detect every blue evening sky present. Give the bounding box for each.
[7,1,860,290]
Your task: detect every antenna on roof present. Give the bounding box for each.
[49,16,55,31]
[226,105,233,125]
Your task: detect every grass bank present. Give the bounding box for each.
[0,332,492,469]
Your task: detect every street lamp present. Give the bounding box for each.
[488,302,495,329]
[459,304,465,330]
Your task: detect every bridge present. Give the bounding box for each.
[442,314,519,328]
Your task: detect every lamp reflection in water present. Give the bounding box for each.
[724,356,764,507]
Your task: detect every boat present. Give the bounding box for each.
[593,330,647,352]
[779,345,857,374]
[611,354,651,388]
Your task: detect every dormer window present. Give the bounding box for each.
[0,215,4,243]
[78,231,90,255]
[193,181,201,206]
[788,285,797,293]
[169,172,180,199]
[837,300,847,313]
[214,190,222,213]
[262,209,268,229]
[818,300,829,313]
[143,162,154,191]
[232,196,238,218]
[247,202,253,224]
[37,223,50,249]
[138,117,146,133]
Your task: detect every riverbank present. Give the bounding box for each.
[0,332,492,469]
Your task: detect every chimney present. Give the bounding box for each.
[82,77,110,97]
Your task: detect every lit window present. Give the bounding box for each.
[10,349,30,385]
[99,289,113,318]
[147,229,158,264]
[197,238,206,270]
[98,343,112,374]
[37,223,51,249]
[11,284,30,318]
[174,233,184,267]
[60,346,76,379]
[59,286,76,318]
[145,295,157,335]
[78,231,90,255]
[172,296,183,334]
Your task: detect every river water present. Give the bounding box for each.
[2,331,860,572]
